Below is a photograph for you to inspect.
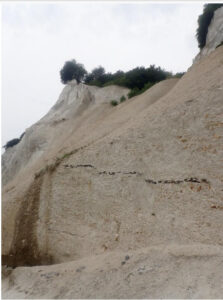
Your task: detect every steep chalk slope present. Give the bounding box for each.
[2,78,178,264]
[2,83,130,186]
[2,45,223,298]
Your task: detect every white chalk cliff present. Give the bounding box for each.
[2,15,223,298]
[2,82,129,186]
[194,6,223,63]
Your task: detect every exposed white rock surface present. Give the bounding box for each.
[2,82,129,186]
[194,7,223,63]
[2,46,223,298]
[3,244,223,299]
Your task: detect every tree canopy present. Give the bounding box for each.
[60,59,87,84]
[196,4,223,49]
[59,59,183,98]
[84,65,172,90]
[84,66,106,85]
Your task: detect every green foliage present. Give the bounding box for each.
[86,79,103,87]
[91,66,105,79]
[3,138,20,150]
[120,95,126,103]
[3,131,26,150]
[61,152,73,160]
[84,65,171,94]
[60,59,87,84]
[173,72,185,78]
[128,88,141,99]
[196,4,223,49]
[142,81,154,92]
[110,100,118,106]
[128,82,154,99]
[19,132,25,140]
[124,66,159,89]
[84,66,107,86]
[59,59,183,96]
[84,73,94,84]
[103,80,115,87]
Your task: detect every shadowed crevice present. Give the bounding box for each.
[2,176,53,268]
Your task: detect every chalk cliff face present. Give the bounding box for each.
[2,81,129,186]
[194,7,223,63]
[2,37,223,298]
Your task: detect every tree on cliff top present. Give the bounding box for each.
[84,66,106,86]
[60,59,87,84]
[196,4,223,49]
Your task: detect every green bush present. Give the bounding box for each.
[128,82,154,99]
[110,100,118,106]
[128,88,140,99]
[196,4,223,49]
[3,138,20,150]
[3,131,26,150]
[173,72,185,78]
[142,82,154,92]
[103,80,115,87]
[86,79,103,87]
[120,95,126,103]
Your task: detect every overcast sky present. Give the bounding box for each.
[2,1,204,148]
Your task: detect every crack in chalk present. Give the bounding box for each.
[64,164,95,169]
[123,171,143,175]
[145,177,209,184]
[63,164,210,185]
[48,228,78,237]
[64,165,142,176]
[145,179,157,184]
[184,177,200,183]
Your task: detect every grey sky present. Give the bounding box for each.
[2,2,204,148]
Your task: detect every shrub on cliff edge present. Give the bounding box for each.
[3,138,20,150]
